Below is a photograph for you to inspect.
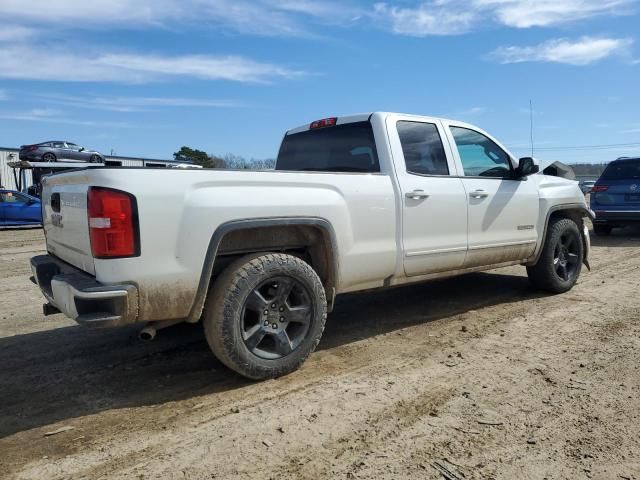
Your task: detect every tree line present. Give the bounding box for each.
[174,146,616,176]
[173,146,276,169]
[567,163,608,177]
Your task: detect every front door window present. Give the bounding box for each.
[450,127,512,178]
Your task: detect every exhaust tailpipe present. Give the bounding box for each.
[138,326,156,341]
[137,319,184,342]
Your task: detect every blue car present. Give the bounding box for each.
[0,190,42,226]
[591,157,640,236]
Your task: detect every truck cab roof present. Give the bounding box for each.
[285,112,464,136]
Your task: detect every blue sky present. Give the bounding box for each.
[0,0,638,164]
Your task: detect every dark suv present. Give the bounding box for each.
[591,157,640,236]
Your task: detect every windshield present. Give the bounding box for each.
[276,121,380,173]
[600,160,640,180]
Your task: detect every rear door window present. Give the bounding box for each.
[397,121,449,176]
[276,121,380,173]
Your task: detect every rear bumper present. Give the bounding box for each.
[30,255,138,328]
[592,210,640,225]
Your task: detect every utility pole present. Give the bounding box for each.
[530,99,534,157]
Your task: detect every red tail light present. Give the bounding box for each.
[310,117,337,129]
[87,187,139,258]
[591,185,608,192]
[28,145,38,151]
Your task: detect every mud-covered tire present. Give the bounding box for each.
[527,218,584,294]
[593,224,612,236]
[203,253,327,380]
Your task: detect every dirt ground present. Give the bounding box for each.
[0,227,638,480]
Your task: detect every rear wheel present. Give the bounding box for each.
[593,224,612,236]
[203,253,327,380]
[527,218,583,293]
[42,152,56,162]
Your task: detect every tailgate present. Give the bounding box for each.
[42,174,95,275]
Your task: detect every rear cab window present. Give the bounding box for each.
[276,121,380,173]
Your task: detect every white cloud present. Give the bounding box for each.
[0,25,37,42]
[267,0,362,22]
[373,0,636,36]
[37,93,242,112]
[374,2,477,36]
[0,45,303,83]
[27,108,61,117]
[460,106,488,115]
[0,111,133,128]
[0,0,177,24]
[0,0,357,37]
[0,0,635,40]
[491,37,634,65]
[476,0,636,28]
[99,52,302,82]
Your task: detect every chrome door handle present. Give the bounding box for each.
[406,189,430,200]
[470,190,489,199]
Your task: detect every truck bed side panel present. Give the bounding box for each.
[48,168,398,322]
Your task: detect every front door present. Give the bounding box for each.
[444,124,540,268]
[387,116,468,276]
[1,191,34,224]
[0,192,6,224]
[65,143,84,161]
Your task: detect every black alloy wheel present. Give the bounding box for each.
[553,231,580,282]
[241,276,313,360]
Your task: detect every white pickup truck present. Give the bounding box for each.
[31,112,592,379]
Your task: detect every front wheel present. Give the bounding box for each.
[90,154,102,163]
[203,253,327,380]
[527,218,584,294]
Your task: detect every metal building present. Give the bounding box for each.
[0,148,31,190]
[0,147,193,191]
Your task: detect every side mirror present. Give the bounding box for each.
[79,147,85,152]
[515,157,539,178]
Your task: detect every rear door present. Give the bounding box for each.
[386,115,468,276]
[443,123,539,268]
[52,142,68,160]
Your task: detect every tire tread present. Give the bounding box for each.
[527,217,583,294]
[204,253,327,380]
